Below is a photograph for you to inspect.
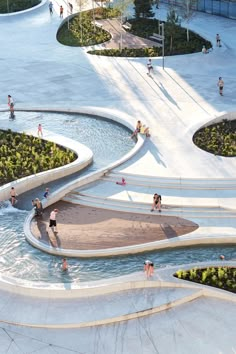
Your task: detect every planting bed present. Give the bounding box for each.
[174,266,236,293]
[193,119,236,157]
[0,129,77,185]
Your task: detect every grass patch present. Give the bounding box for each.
[0,0,40,13]
[0,129,77,185]
[174,267,236,294]
[193,119,236,157]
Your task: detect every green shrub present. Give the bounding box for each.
[193,119,236,157]
[0,129,77,185]
[174,266,236,294]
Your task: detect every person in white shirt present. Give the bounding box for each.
[48,209,58,233]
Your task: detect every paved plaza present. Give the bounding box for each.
[0,1,236,353]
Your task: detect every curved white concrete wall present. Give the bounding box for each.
[198,111,236,129]
[0,128,93,202]
[22,107,145,254]
[0,261,235,298]
[0,0,47,18]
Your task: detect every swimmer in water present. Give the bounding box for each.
[62,258,68,271]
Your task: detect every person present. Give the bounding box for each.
[10,187,17,206]
[49,1,53,14]
[131,120,142,138]
[48,208,58,233]
[62,258,68,271]
[147,59,154,76]
[43,188,49,199]
[144,260,152,278]
[32,198,43,216]
[149,262,154,277]
[116,177,126,186]
[37,124,43,137]
[216,34,221,47]
[202,45,209,54]
[8,95,15,118]
[60,5,64,18]
[220,255,225,260]
[151,193,162,212]
[218,77,224,96]
[140,124,150,137]
[69,2,73,14]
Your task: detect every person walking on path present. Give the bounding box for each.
[147,59,154,76]
[37,124,43,137]
[218,77,224,96]
[49,1,53,14]
[10,187,18,206]
[216,34,221,47]
[69,2,73,14]
[8,95,15,118]
[48,209,58,233]
[60,5,64,18]
[151,193,162,212]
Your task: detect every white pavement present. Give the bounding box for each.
[0,3,236,353]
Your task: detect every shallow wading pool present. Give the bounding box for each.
[0,112,235,284]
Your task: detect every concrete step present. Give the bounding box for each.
[106,172,236,190]
[62,193,236,218]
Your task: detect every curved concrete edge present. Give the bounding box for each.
[0,261,234,297]
[0,0,47,17]
[0,128,93,202]
[0,290,204,329]
[24,230,236,258]
[22,107,145,252]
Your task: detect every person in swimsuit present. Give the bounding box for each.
[37,124,43,137]
[144,260,151,278]
[43,188,49,199]
[131,121,142,138]
[216,34,221,47]
[10,187,17,206]
[151,193,162,212]
[8,95,15,118]
[62,258,68,271]
[147,59,154,76]
[48,209,58,233]
[218,77,224,96]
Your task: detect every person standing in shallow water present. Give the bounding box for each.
[10,187,17,206]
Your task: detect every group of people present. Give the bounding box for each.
[49,1,72,17]
[131,120,150,138]
[201,34,224,96]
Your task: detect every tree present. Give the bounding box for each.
[166,5,181,53]
[134,0,154,19]
[178,0,196,42]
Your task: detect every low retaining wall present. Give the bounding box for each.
[0,128,93,202]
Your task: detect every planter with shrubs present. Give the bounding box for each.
[0,0,40,14]
[0,129,77,185]
[193,119,236,157]
[174,266,236,293]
